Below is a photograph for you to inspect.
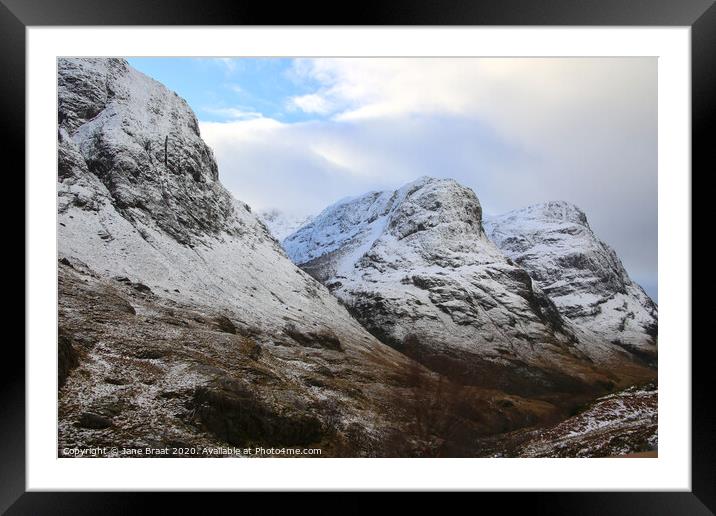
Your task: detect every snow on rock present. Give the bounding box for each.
[484,201,657,360]
[284,177,632,395]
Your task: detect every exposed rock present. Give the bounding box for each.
[58,264,575,456]
[283,323,343,351]
[56,58,657,458]
[57,60,486,455]
[105,292,136,315]
[213,315,236,335]
[132,282,152,294]
[481,382,658,457]
[58,58,223,245]
[56,57,381,352]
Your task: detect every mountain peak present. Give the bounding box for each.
[258,209,314,241]
[59,58,449,455]
[57,58,658,458]
[398,175,460,191]
[284,177,487,268]
[486,201,657,354]
[58,57,225,247]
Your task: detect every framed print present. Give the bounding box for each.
[7,0,713,512]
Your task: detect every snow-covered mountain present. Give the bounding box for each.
[283,177,645,395]
[484,202,657,361]
[258,209,314,241]
[58,58,363,338]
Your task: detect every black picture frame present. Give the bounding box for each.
[6,0,712,512]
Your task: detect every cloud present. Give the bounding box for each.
[288,93,334,114]
[199,58,657,298]
[202,107,264,121]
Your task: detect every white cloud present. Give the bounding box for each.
[202,107,264,121]
[199,58,657,297]
[288,93,334,114]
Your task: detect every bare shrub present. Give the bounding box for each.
[385,356,486,457]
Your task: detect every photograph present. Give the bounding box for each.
[56,56,659,459]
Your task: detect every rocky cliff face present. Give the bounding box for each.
[284,178,641,396]
[59,58,223,247]
[485,202,657,362]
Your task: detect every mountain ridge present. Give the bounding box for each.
[283,177,652,396]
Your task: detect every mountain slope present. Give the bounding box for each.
[284,177,645,396]
[484,202,657,362]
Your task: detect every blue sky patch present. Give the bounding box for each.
[127,57,324,123]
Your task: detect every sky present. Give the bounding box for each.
[127,57,657,301]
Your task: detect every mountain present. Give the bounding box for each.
[484,201,657,362]
[60,59,517,456]
[258,209,314,241]
[283,177,650,397]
